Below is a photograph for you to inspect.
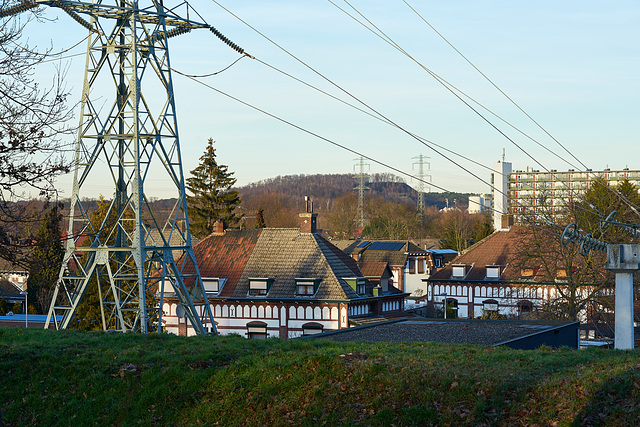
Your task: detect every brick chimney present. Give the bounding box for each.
[299,196,318,233]
[212,220,225,236]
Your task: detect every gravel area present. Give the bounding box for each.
[319,319,556,346]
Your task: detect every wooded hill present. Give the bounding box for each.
[236,173,471,212]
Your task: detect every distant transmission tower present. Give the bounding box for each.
[0,0,246,334]
[354,157,370,228]
[412,155,431,214]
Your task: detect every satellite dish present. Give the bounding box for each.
[176,305,185,319]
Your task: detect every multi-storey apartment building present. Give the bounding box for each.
[492,162,640,227]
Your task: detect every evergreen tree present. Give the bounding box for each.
[71,196,139,331]
[186,139,242,238]
[255,207,266,228]
[27,203,64,314]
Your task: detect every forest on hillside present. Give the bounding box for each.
[1,173,486,261]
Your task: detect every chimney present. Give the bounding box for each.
[299,196,318,233]
[500,214,513,230]
[212,220,225,236]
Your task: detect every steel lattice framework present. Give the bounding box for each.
[0,0,220,333]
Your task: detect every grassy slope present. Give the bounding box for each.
[1,328,639,426]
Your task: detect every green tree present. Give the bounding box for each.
[71,196,141,331]
[0,298,7,315]
[11,302,22,314]
[186,139,242,238]
[511,179,639,321]
[255,207,266,228]
[470,212,494,244]
[574,178,640,243]
[26,202,64,313]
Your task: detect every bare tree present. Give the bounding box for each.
[0,4,74,265]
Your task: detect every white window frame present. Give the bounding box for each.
[452,265,466,278]
[248,278,271,296]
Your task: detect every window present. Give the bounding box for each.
[486,265,500,279]
[417,258,424,274]
[302,322,324,336]
[344,277,367,295]
[295,278,320,296]
[520,268,534,278]
[483,299,499,312]
[452,265,466,278]
[246,321,267,339]
[518,300,533,313]
[408,258,415,274]
[248,278,273,296]
[202,277,226,294]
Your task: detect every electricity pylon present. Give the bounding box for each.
[412,154,431,215]
[354,157,370,229]
[1,0,241,334]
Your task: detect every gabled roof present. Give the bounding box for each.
[231,228,360,300]
[429,226,529,282]
[189,228,392,301]
[0,280,22,296]
[357,261,390,278]
[192,229,261,293]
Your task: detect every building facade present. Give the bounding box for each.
[162,213,407,338]
[492,163,640,227]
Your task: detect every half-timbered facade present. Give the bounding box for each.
[163,212,407,338]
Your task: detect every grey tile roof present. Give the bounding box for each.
[231,229,362,300]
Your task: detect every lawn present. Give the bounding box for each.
[1,327,639,426]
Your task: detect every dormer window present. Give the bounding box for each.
[248,278,273,296]
[452,265,466,278]
[521,268,534,278]
[202,277,226,294]
[486,265,501,279]
[296,278,320,296]
[344,277,367,295]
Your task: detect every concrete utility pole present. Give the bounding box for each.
[354,157,370,229]
[605,244,639,350]
[563,223,638,349]
[412,154,431,216]
[0,0,247,334]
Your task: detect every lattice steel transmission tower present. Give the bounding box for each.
[412,154,431,214]
[1,0,243,333]
[354,157,370,229]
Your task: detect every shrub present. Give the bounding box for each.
[12,302,22,315]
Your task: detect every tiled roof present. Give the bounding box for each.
[190,229,261,296]
[188,228,407,301]
[429,226,530,282]
[232,229,360,300]
[0,280,22,296]
[358,261,389,278]
[358,241,409,267]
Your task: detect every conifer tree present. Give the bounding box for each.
[27,202,64,314]
[186,139,242,238]
[255,207,266,228]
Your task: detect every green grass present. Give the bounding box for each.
[1,328,639,426]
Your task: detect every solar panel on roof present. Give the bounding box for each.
[367,241,405,251]
[356,241,371,248]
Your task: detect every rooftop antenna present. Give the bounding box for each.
[502,148,506,163]
[0,0,247,334]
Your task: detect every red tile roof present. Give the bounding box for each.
[429,226,530,282]
[189,229,261,297]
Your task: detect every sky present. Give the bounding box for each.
[19,0,640,200]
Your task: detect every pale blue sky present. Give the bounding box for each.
[22,0,640,199]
